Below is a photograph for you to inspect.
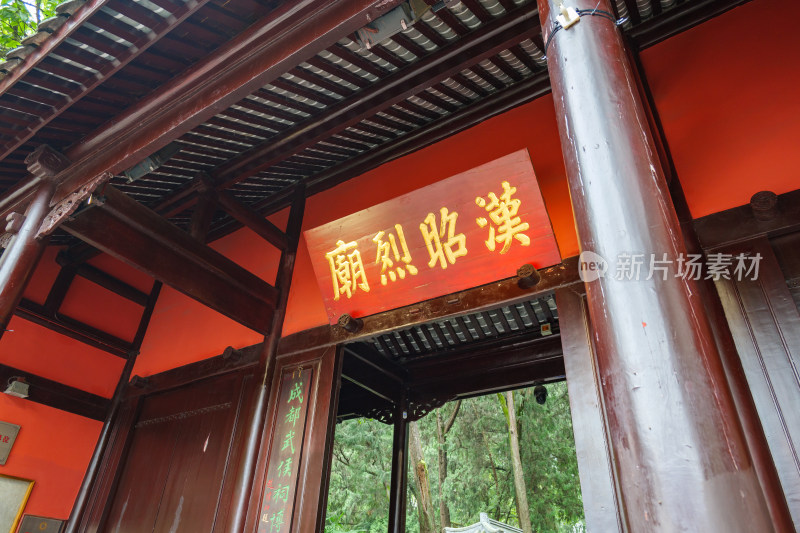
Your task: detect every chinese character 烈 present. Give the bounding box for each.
[475,181,530,254]
[325,240,370,300]
[373,224,418,285]
[420,207,467,269]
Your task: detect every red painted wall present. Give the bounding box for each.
[0,396,102,522]
[641,0,800,218]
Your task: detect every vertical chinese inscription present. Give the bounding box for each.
[258,367,313,533]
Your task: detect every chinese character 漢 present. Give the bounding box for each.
[420,208,467,269]
[475,181,530,254]
[325,240,370,300]
[373,224,418,285]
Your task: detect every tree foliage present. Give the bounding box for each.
[1,0,60,55]
[326,382,585,532]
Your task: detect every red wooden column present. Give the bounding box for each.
[537,1,774,530]
[0,146,65,338]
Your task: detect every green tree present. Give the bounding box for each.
[326,382,584,533]
[1,0,60,55]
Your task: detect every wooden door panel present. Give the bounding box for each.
[714,237,800,528]
[103,419,179,533]
[152,406,237,532]
[100,371,251,532]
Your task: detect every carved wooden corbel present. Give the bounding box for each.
[37,172,112,238]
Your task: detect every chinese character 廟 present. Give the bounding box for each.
[420,208,467,269]
[373,224,418,285]
[475,181,530,254]
[325,240,370,300]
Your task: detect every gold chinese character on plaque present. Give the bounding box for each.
[325,240,370,300]
[475,181,530,254]
[373,224,418,285]
[420,207,467,269]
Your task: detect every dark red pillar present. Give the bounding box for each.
[0,180,55,338]
[537,1,774,529]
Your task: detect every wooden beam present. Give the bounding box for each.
[694,189,800,250]
[62,186,278,333]
[15,298,133,357]
[277,256,579,356]
[341,343,407,404]
[0,363,110,420]
[217,190,288,250]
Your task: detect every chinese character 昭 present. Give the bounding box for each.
[285,405,301,427]
[325,240,370,300]
[373,224,418,285]
[278,457,293,477]
[288,382,304,404]
[282,431,295,454]
[420,208,467,269]
[732,252,762,281]
[475,181,530,254]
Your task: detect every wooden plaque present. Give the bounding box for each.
[0,422,20,466]
[305,150,561,323]
[257,367,313,533]
[17,515,64,533]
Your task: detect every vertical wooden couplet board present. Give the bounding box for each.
[247,346,341,533]
[256,367,313,533]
